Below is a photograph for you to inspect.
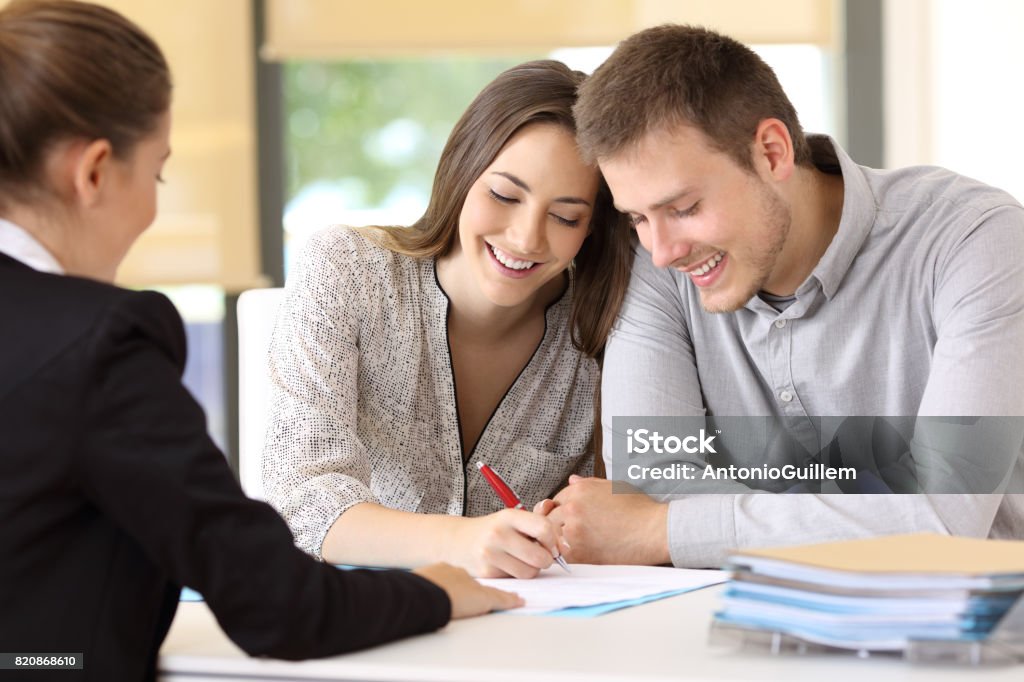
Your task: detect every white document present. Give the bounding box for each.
[478,564,727,615]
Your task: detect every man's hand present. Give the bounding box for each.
[540,476,671,565]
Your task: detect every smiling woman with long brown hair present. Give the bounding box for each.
[263,60,633,579]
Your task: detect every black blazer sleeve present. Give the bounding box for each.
[75,291,450,658]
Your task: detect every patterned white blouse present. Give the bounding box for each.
[263,226,598,559]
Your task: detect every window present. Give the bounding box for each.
[283,56,536,273]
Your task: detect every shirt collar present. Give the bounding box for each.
[0,218,65,275]
[806,134,877,300]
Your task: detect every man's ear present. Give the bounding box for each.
[70,139,114,208]
[752,118,795,183]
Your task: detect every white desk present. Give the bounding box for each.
[159,584,1019,682]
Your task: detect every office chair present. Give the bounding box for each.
[236,287,285,500]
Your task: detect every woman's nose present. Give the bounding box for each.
[504,210,547,256]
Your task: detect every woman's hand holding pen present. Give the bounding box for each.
[445,509,567,579]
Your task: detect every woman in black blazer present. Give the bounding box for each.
[0,2,519,680]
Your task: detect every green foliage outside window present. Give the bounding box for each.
[284,57,538,214]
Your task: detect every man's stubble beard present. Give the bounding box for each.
[700,184,791,314]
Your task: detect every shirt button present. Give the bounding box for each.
[779,390,793,403]
[774,319,787,329]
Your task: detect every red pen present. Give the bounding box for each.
[476,461,571,573]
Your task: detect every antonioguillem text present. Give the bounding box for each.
[626,462,858,482]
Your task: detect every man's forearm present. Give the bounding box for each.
[664,493,1003,568]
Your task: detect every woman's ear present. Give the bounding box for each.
[70,139,114,208]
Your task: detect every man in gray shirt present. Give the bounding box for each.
[546,24,1024,567]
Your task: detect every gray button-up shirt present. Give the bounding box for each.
[603,136,1024,567]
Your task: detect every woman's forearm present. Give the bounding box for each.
[321,502,465,568]
[320,502,565,578]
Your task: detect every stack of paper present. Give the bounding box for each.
[714,534,1024,651]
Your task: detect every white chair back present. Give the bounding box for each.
[237,287,284,500]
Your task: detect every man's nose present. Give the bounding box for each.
[647,216,692,269]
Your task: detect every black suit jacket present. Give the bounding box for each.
[0,253,450,681]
